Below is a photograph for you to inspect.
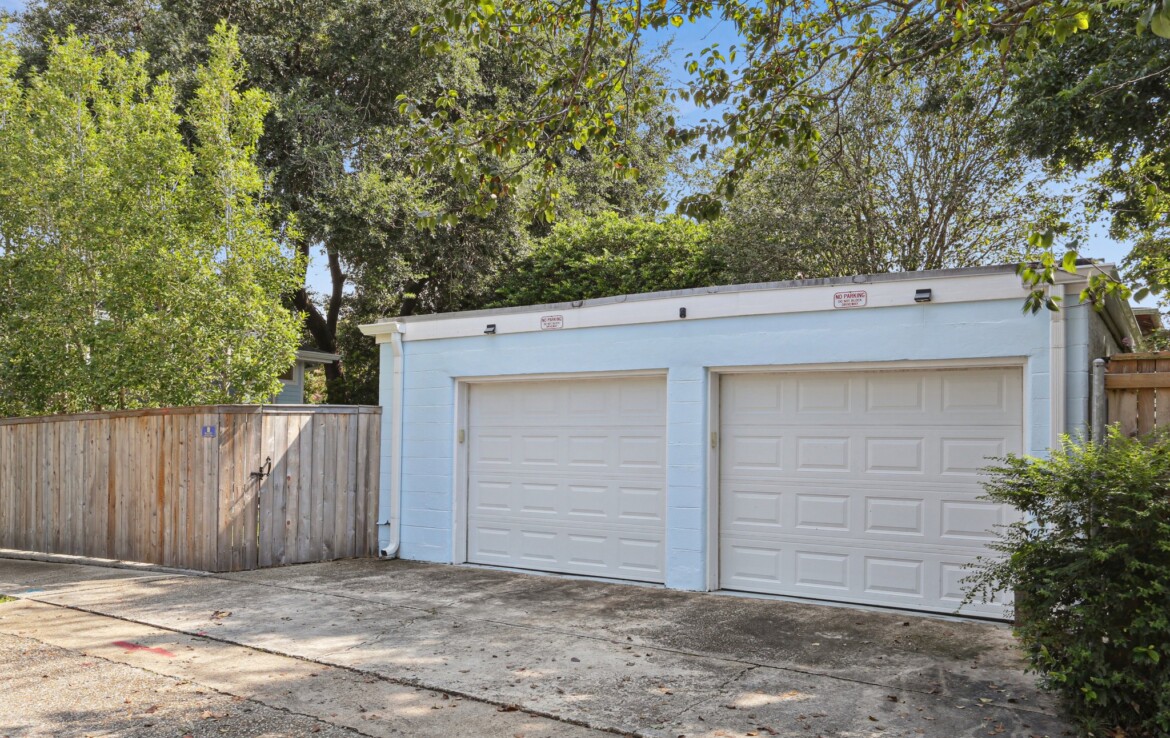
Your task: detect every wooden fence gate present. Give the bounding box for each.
[1105,353,1170,436]
[0,405,381,572]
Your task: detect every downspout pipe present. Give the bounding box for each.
[1049,283,1067,448]
[1091,358,1107,444]
[379,326,405,558]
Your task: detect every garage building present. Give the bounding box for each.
[360,265,1138,618]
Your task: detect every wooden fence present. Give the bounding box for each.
[1106,353,1170,436]
[0,405,381,572]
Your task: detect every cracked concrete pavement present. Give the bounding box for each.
[0,556,1072,738]
[0,627,368,738]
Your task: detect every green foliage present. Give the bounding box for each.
[1006,6,1170,312]
[396,0,1170,319]
[711,61,1071,283]
[17,0,680,403]
[1015,246,1136,316]
[397,0,1109,222]
[302,365,328,404]
[1009,9,1170,239]
[490,213,725,307]
[965,429,1170,737]
[0,25,302,415]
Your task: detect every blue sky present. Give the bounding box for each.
[1,0,1143,301]
[641,17,1138,283]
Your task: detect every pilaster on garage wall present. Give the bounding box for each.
[664,365,710,590]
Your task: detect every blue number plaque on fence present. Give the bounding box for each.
[201,425,217,438]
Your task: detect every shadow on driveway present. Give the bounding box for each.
[0,557,1069,738]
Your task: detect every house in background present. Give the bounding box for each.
[1132,306,1164,338]
[273,349,340,404]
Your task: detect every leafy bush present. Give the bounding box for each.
[489,213,727,307]
[966,428,1170,737]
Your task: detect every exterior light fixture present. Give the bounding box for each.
[679,307,687,318]
[914,289,932,303]
[484,324,497,335]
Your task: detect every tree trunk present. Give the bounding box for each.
[292,239,346,399]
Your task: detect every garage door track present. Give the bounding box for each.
[0,557,1069,738]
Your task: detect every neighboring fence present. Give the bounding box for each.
[1105,353,1170,436]
[0,405,381,572]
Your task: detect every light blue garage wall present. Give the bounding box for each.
[380,298,1073,591]
[1065,301,1123,434]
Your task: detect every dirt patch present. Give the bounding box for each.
[632,595,1006,669]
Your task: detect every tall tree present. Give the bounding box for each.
[18,0,472,395]
[18,0,673,402]
[391,0,1170,313]
[712,63,1073,282]
[488,213,724,307]
[1006,8,1170,304]
[17,0,678,402]
[0,23,301,416]
[395,0,1116,220]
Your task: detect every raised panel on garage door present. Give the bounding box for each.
[719,367,1023,616]
[466,376,667,583]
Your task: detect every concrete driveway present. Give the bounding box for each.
[0,556,1068,738]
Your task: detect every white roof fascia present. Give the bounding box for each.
[295,349,342,364]
[358,266,1112,344]
[358,321,405,343]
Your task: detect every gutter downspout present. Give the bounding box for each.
[380,326,405,558]
[1091,358,1107,443]
[1050,283,1067,448]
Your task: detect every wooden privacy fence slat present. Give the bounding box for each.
[1106,354,1170,436]
[0,405,380,572]
[1103,373,1170,389]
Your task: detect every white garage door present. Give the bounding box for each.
[719,367,1022,616]
[466,376,667,583]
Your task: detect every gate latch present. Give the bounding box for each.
[250,456,272,481]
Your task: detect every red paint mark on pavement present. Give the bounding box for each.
[112,640,176,658]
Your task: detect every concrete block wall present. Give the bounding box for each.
[1064,300,1123,437]
[379,298,1059,590]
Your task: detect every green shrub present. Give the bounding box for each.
[966,428,1170,737]
[489,213,727,307]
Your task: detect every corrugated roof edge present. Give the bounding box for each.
[377,263,1029,325]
